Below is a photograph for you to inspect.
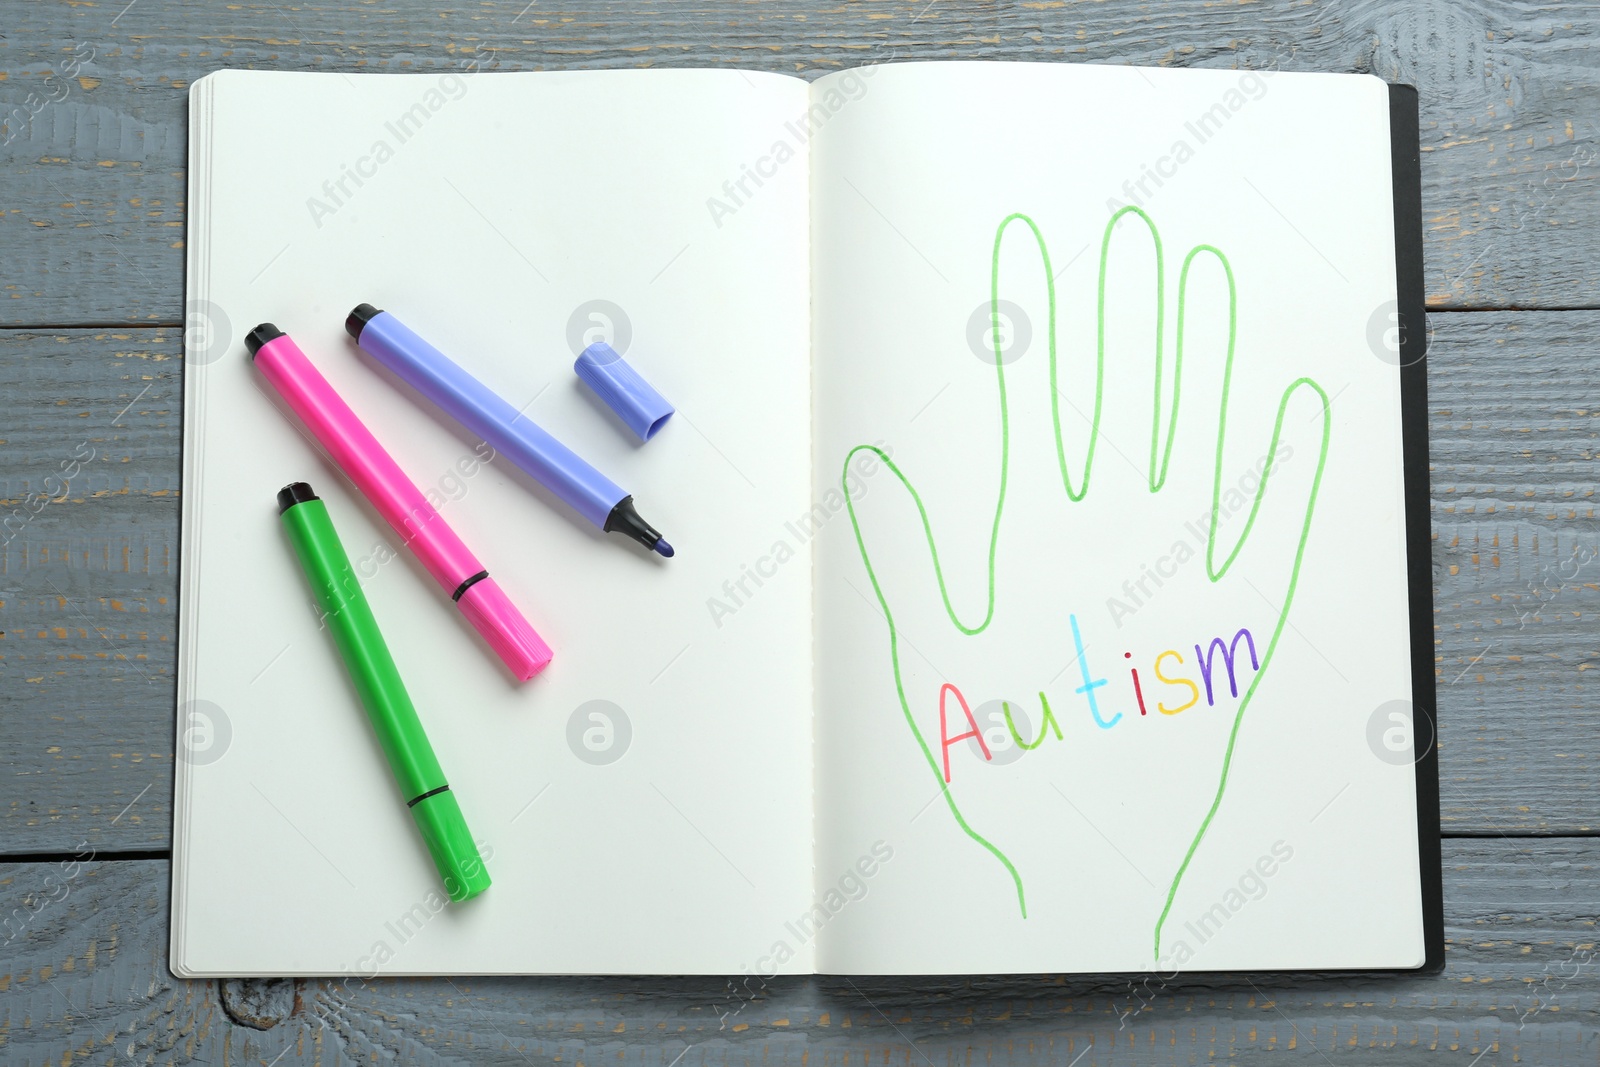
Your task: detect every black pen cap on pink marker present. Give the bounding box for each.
[245,322,285,359]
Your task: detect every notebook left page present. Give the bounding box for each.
[175,68,814,975]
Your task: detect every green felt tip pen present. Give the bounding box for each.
[277,480,491,902]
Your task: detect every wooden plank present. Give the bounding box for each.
[1,0,1597,325]
[1,840,1595,1063]
[1429,308,1600,832]
[0,311,1595,851]
[0,329,178,854]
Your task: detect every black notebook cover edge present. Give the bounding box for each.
[1389,81,1446,976]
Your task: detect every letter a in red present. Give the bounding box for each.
[939,682,990,783]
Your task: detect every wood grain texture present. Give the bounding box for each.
[1,841,1596,1064]
[1,0,1598,325]
[1428,308,1600,832]
[3,312,1593,853]
[0,329,179,853]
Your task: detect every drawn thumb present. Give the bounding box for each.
[1206,377,1331,588]
[840,443,996,645]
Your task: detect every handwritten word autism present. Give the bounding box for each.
[937,616,1262,782]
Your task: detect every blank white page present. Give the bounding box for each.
[809,63,1423,973]
[175,69,814,975]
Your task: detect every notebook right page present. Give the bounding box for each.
[809,62,1424,974]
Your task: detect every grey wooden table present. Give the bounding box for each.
[2,1,1597,1063]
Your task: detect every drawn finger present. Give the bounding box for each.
[1202,296,1330,591]
[1092,206,1170,499]
[837,442,1031,916]
[839,443,991,669]
[1155,240,1236,516]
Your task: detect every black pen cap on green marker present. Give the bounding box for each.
[277,480,319,513]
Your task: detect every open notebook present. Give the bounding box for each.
[175,62,1440,977]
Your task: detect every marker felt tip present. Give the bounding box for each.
[247,323,552,681]
[346,305,674,558]
[278,481,490,902]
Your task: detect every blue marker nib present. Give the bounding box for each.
[604,497,672,558]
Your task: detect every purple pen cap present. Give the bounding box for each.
[574,342,675,442]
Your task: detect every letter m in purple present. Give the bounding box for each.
[1195,628,1260,706]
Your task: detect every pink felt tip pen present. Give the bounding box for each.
[246,322,552,681]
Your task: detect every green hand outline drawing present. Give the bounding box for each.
[841,205,1332,958]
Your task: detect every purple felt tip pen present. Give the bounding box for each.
[346,305,673,558]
